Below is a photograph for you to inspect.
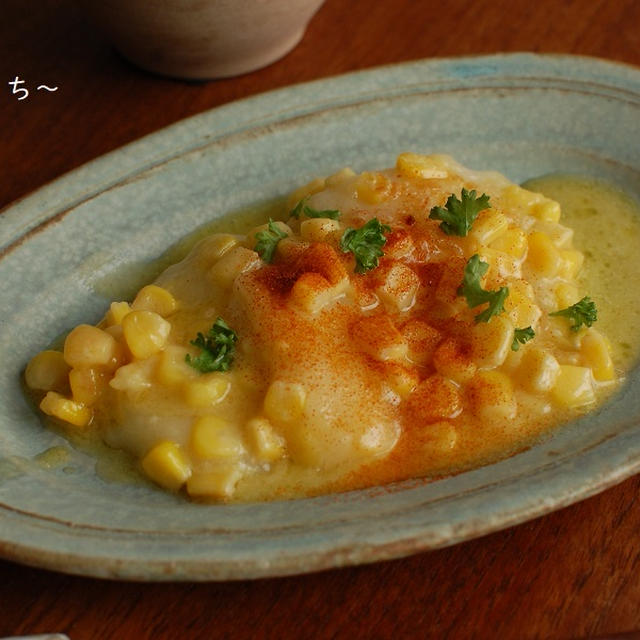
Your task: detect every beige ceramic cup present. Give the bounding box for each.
[81,0,326,80]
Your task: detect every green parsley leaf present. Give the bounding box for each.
[457,254,509,323]
[289,197,340,220]
[512,326,535,351]
[429,188,491,236]
[185,317,238,373]
[254,218,288,263]
[549,296,597,332]
[340,218,391,274]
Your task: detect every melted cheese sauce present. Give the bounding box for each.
[26,155,640,501]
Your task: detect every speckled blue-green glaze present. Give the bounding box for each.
[1,54,639,581]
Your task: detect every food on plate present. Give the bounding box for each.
[24,153,637,501]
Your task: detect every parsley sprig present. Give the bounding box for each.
[429,188,491,236]
[458,254,509,323]
[254,219,288,263]
[512,326,535,351]
[289,197,341,221]
[185,317,238,373]
[550,296,597,332]
[340,218,391,274]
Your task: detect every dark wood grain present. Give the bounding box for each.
[2,0,640,638]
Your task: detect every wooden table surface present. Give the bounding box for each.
[1,1,640,638]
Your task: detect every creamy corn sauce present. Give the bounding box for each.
[25,154,640,501]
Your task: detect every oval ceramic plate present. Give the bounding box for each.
[1,54,639,580]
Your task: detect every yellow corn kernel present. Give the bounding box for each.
[264,380,306,425]
[299,217,342,244]
[355,171,392,204]
[470,210,509,245]
[109,357,157,393]
[40,391,92,427]
[432,337,477,384]
[551,365,595,408]
[156,345,198,386]
[420,421,458,454]
[515,347,560,393]
[25,350,70,392]
[501,184,544,211]
[141,441,191,491]
[64,324,122,370]
[289,272,349,314]
[186,466,243,499]
[581,329,615,382]
[246,417,286,463]
[406,375,463,423]
[190,415,245,460]
[401,319,441,366]
[132,285,177,317]
[325,167,356,188]
[489,228,528,260]
[477,248,519,282]
[184,373,231,408]
[351,314,408,362]
[467,371,517,421]
[208,246,261,288]
[374,261,420,312]
[122,310,171,360]
[285,177,326,211]
[69,368,108,406]
[198,233,239,261]
[396,152,448,179]
[532,199,561,223]
[526,232,561,278]
[382,362,420,398]
[105,301,132,326]
[555,283,581,310]
[536,221,574,249]
[558,249,584,280]
[472,315,514,369]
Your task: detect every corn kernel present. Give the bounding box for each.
[382,362,420,398]
[109,357,156,393]
[40,391,92,427]
[351,314,408,362]
[156,345,198,386]
[526,232,561,278]
[25,350,70,392]
[299,217,342,243]
[190,415,245,460]
[468,371,517,421]
[551,365,595,408]
[532,200,561,223]
[122,311,171,360]
[401,319,441,366]
[432,337,477,384]
[198,233,239,261]
[396,152,448,179]
[406,375,463,423]
[132,285,177,317]
[489,228,527,260]
[64,324,122,370]
[289,272,348,314]
[105,301,132,326]
[581,329,615,382]
[141,441,191,491]
[502,184,544,211]
[470,210,509,245]
[355,171,392,204]
[555,283,581,309]
[477,248,519,282]
[325,167,356,188]
[69,368,108,406]
[420,421,458,454]
[208,246,261,288]
[472,315,514,369]
[374,261,420,312]
[515,347,560,393]
[184,373,231,408]
[558,249,584,280]
[264,380,306,425]
[286,177,326,211]
[536,221,574,249]
[246,417,285,462]
[186,467,242,499]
